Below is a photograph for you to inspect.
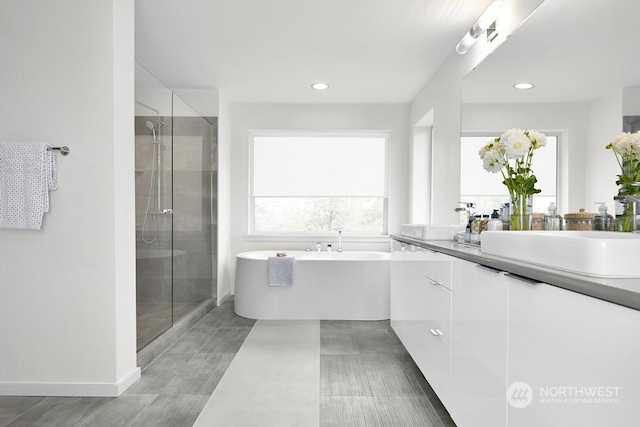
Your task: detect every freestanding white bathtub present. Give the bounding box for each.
[234,251,390,320]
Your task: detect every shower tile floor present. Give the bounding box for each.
[0,298,456,427]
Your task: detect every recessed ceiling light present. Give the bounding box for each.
[513,82,535,90]
[311,82,329,91]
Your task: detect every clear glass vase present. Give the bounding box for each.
[616,182,640,232]
[510,193,532,231]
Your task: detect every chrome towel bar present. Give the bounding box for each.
[48,146,70,156]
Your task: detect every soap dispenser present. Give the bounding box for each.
[487,209,503,231]
[593,202,614,231]
[543,202,563,231]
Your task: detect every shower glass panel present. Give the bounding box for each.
[135,63,174,350]
[171,94,216,324]
[135,62,216,351]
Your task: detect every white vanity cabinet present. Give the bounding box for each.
[507,276,640,427]
[449,260,509,427]
[390,245,455,404]
[391,238,640,427]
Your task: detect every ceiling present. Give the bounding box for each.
[462,0,640,104]
[135,0,494,104]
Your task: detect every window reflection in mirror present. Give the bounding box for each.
[460,133,557,217]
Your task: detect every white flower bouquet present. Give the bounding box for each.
[478,128,547,199]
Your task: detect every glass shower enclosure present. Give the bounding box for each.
[134,63,217,350]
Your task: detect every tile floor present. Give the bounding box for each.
[0,299,456,427]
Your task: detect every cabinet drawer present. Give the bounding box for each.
[407,319,452,403]
[423,259,453,290]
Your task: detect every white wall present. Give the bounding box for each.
[226,103,410,293]
[585,90,624,209]
[0,0,138,396]
[623,87,640,115]
[410,0,546,224]
[217,91,233,302]
[462,102,588,213]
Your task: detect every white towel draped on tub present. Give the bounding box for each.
[268,256,295,287]
[0,141,58,230]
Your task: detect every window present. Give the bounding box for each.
[250,132,389,235]
[460,133,558,218]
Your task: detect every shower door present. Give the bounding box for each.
[135,63,216,351]
[135,64,174,350]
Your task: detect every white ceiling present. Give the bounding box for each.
[135,0,494,104]
[462,0,640,104]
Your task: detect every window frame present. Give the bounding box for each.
[460,131,562,216]
[248,131,390,240]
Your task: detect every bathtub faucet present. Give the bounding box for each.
[337,229,343,252]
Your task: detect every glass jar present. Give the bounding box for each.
[532,213,545,230]
[564,208,594,231]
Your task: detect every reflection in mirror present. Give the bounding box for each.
[460,133,557,215]
[461,0,640,217]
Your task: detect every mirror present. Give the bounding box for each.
[461,0,640,216]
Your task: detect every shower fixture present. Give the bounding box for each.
[145,120,157,141]
[139,114,166,244]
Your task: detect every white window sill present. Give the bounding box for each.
[246,234,391,243]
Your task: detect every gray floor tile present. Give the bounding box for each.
[320,396,382,427]
[320,320,355,330]
[0,301,457,427]
[355,329,408,355]
[321,355,373,396]
[362,354,428,397]
[76,394,157,427]
[129,394,209,427]
[374,396,446,427]
[125,353,193,395]
[164,353,235,395]
[166,327,215,356]
[0,397,46,427]
[320,328,360,355]
[351,320,391,330]
[6,397,102,427]
[199,327,253,353]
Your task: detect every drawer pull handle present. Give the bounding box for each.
[434,329,443,336]
[429,328,443,336]
[475,264,502,274]
[505,273,541,285]
[426,276,442,287]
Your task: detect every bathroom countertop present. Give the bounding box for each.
[391,234,640,312]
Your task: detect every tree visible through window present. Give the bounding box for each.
[250,133,389,235]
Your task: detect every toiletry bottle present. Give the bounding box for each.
[465,218,472,242]
[500,203,510,230]
[543,202,562,231]
[470,215,483,244]
[487,209,503,231]
[593,202,614,231]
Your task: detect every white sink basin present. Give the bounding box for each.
[401,224,465,240]
[481,231,640,278]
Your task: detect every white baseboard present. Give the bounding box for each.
[218,290,233,305]
[0,367,141,397]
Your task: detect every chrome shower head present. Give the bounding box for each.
[145,120,157,141]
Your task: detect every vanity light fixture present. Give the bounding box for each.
[311,82,329,91]
[456,1,503,55]
[513,82,535,90]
